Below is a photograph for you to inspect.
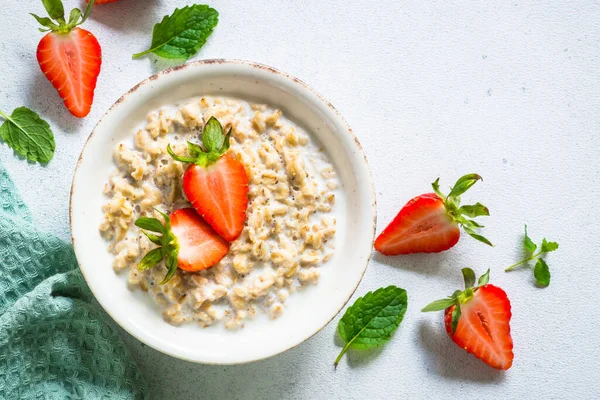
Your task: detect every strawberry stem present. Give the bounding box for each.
[505,250,543,271]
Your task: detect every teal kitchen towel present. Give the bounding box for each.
[0,160,148,399]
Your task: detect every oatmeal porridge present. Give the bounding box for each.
[99,96,340,329]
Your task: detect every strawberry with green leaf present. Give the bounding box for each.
[32,0,102,118]
[168,117,249,242]
[135,208,229,284]
[505,225,559,287]
[374,174,492,255]
[422,268,514,370]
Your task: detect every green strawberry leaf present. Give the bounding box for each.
[135,217,166,233]
[219,128,232,153]
[463,226,493,246]
[139,248,164,271]
[142,231,163,246]
[202,116,225,152]
[0,107,55,163]
[133,5,219,60]
[462,267,476,289]
[431,177,445,200]
[450,302,461,334]
[448,173,482,199]
[161,252,180,284]
[421,297,456,312]
[459,203,489,218]
[524,225,537,253]
[335,286,407,367]
[534,258,550,287]
[477,269,490,286]
[41,0,65,22]
[541,238,559,253]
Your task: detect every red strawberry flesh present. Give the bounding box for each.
[374,193,460,255]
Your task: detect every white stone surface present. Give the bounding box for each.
[1,0,599,398]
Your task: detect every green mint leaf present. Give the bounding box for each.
[431,177,445,199]
[459,203,489,218]
[463,226,493,247]
[133,5,219,60]
[202,116,224,153]
[541,238,559,253]
[139,248,164,271]
[523,225,537,253]
[41,0,65,22]
[450,302,461,334]
[477,269,490,286]
[462,268,476,289]
[335,286,407,367]
[421,297,455,312]
[161,251,179,284]
[135,217,165,233]
[534,258,550,287]
[0,107,55,163]
[448,173,482,199]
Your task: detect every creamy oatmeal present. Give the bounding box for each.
[99,96,339,329]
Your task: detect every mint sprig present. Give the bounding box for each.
[334,286,407,368]
[432,173,493,246]
[422,268,490,334]
[167,116,231,167]
[0,107,55,163]
[505,224,558,287]
[135,209,180,284]
[133,4,219,60]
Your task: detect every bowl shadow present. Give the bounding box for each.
[418,320,506,383]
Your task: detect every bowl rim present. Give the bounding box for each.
[69,59,377,364]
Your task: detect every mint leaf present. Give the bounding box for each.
[335,286,407,367]
[135,217,165,233]
[421,298,455,312]
[534,258,550,287]
[462,267,476,289]
[0,107,55,163]
[541,238,559,253]
[524,225,537,253]
[133,5,219,60]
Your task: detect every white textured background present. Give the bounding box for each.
[1,1,599,398]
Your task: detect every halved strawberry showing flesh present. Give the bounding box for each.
[374,174,492,255]
[135,208,229,284]
[423,268,514,370]
[32,0,102,118]
[168,117,249,242]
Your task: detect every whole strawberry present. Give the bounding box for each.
[32,0,102,118]
[374,173,492,255]
[422,268,514,370]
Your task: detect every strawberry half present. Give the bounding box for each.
[168,117,249,242]
[374,174,492,255]
[422,268,514,370]
[135,208,229,284]
[32,0,102,118]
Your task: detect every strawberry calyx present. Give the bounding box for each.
[431,173,493,246]
[421,268,491,334]
[167,116,232,168]
[134,209,180,284]
[31,0,95,34]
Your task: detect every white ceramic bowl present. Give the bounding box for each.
[70,60,376,364]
